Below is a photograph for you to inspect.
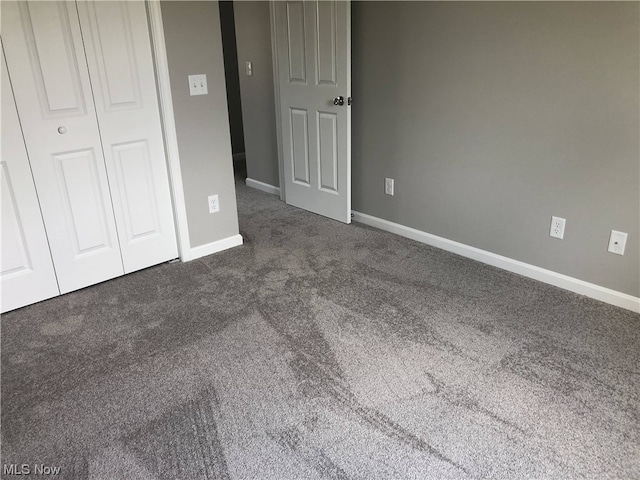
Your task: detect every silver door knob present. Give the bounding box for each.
[58,126,67,134]
[333,96,344,106]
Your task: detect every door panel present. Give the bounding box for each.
[318,111,338,192]
[111,141,161,242]
[2,1,125,294]
[275,0,351,223]
[291,108,311,185]
[23,2,87,115]
[82,1,141,110]
[1,165,30,274]
[78,1,178,273]
[286,2,307,83]
[315,1,336,85]
[52,148,114,256]
[1,165,30,275]
[1,49,60,313]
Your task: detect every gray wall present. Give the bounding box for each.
[234,1,280,187]
[219,1,245,156]
[161,1,240,248]
[352,2,639,296]
[179,1,639,296]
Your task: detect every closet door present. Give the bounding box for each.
[1,48,60,313]
[1,1,124,294]
[77,1,178,273]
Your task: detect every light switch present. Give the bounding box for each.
[246,61,253,76]
[188,74,208,96]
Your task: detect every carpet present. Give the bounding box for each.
[1,179,639,479]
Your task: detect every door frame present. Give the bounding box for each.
[269,1,287,202]
[147,0,193,261]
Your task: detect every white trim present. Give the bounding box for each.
[352,211,640,314]
[233,152,246,162]
[189,234,243,261]
[345,1,352,224]
[269,1,286,202]
[246,178,281,196]
[147,0,191,262]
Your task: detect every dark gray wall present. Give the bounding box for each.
[234,1,280,187]
[352,2,639,296]
[219,1,245,156]
[161,1,239,247]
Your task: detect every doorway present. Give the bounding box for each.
[218,1,351,222]
[219,1,247,184]
[218,1,282,199]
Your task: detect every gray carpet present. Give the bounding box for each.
[2,178,639,479]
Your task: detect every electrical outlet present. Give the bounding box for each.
[188,74,208,96]
[385,178,394,196]
[608,230,627,255]
[208,194,219,214]
[550,216,566,239]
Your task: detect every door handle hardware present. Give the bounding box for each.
[333,96,344,106]
[58,126,67,134]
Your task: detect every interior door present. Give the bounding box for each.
[0,48,60,313]
[274,0,351,223]
[77,1,178,273]
[1,1,125,294]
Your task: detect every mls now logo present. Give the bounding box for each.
[3,464,61,476]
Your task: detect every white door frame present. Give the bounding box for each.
[146,0,193,261]
[269,1,287,202]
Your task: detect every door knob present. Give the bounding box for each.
[57,126,67,134]
[333,96,345,106]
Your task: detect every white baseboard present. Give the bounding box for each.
[186,234,243,261]
[246,178,281,196]
[233,152,246,162]
[352,211,640,314]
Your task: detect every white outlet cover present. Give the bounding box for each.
[208,194,219,214]
[385,178,394,196]
[550,216,566,239]
[608,230,627,255]
[188,74,208,96]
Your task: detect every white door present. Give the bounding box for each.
[1,1,125,294]
[0,48,60,313]
[273,0,351,223]
[77,1,178,273]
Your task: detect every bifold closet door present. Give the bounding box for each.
[1,1,125,294]
[2,1,178,300]
[76,1,178,273]
[1,48,60,313]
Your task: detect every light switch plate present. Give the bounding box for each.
[188,74,208,96]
